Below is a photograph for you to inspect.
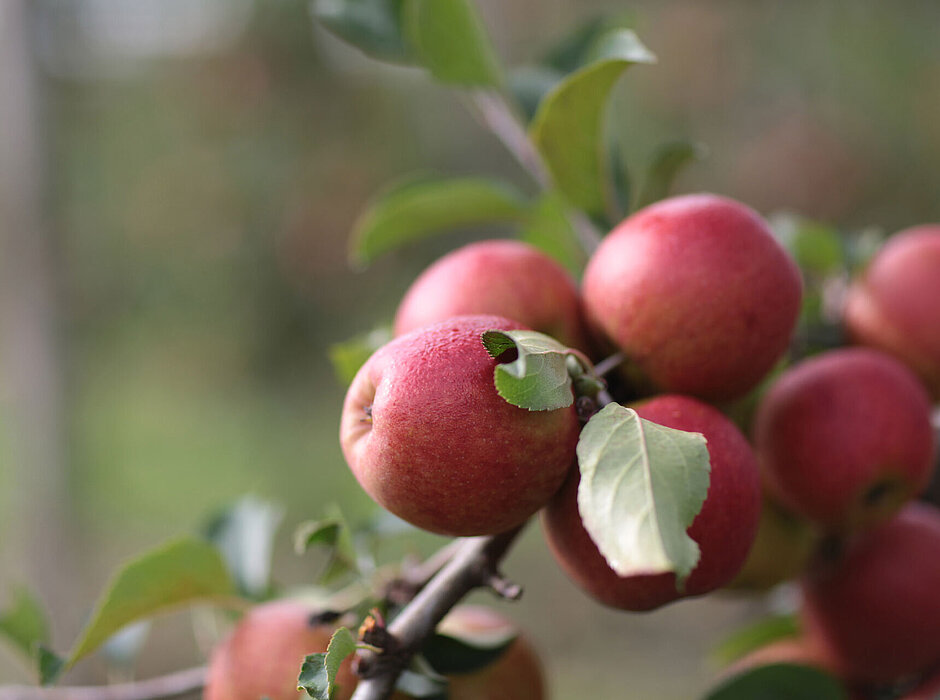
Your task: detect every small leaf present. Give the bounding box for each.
[312,0,412,63]
[37,644,65,686]
[712,615,802,666]
[100,621,151,670]
[481,330,575,411]
[0,587,49,660]
[294,508,360,584]
[518,193,586,275]
[703,664,847,700]
[542,13,637,73]
[67,538,239,667]
[350,177,528,266]
[298,627,357,700]
[421,629,516,675]
[530,29,656,217]
[577,404,710,586]
[507,66,563,123]
[634,140,707,210]
[329,326,393,385]
[768,213,845,276]
[402,0,501,86]
[203,496,284,599]
[395,655,449,699]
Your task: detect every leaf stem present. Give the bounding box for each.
[592,352,625,379]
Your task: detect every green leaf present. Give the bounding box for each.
[0,587,49,660]
[542,13,637,73]
[768,213,845,275]
[294,508,360,584]
[421,630,516,675]
[37,644,65,686]
[298,627,358,700]
[481,329,575,411]
[402,0,501,86]
[530,29,656,217]
[507,66,563,123]
[395,655,449,699]
[67,538,238,667]
[329,326,393,385]
[712,615,802,666]
[518,193,586,275]
[577,404,710,586]
[312,0,412,63]
[703,664,847,700]
[607,141,632,222]
[350,177,528,266]
[203,496,284,599]
[635,140,708,210]
[100,620,151,670]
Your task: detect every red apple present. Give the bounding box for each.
[755,348,935,531]
[542,395,762,611]
[898,669,940,700]
[341,315,580,536]
[845,225,940,398]
[205,600,357,700]
[801,503,940,685]
[394,239,591,352]
[582,194,802,400]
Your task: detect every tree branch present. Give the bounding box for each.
[0,667,206,700]
[351,527,524,700]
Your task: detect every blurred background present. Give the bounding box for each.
[0,0,938,697]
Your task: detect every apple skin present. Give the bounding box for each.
[204,600,357,700]
[898,669,940,700]
[845,225,940,399]
[542,395,762,611]
[392,606,545,700]
[801,503,940,685]
[394,239,591,352]
[754,347,935,532]
[581,194,802,401]
[341,315,581,537]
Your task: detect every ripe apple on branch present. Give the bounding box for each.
[2,2,939,700]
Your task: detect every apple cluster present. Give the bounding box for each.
[337,193,940,693]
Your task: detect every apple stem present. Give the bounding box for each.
[350,526,525,700]
[0,667,207,700]
[466,90,604,255]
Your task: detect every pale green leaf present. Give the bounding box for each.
[577,404,710,586]
[350,177,528,266]
[312,0,411,62]
[703,664,847,700]
[67,538,239,667]
[329,326,393,384]
[518,193,586,275]
[712,615,802,666]
[203,496,284,599]
[298,627,357,699]
[635,140,707,210]
[294,507,360,584]
[0,587,49,660]
[481,329,574,411]
[403,0,501,86]
[530,29,656,216]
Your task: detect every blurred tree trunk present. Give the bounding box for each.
[0,0,77,636]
